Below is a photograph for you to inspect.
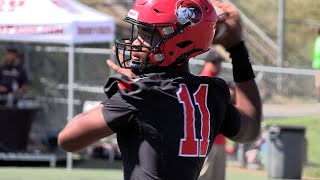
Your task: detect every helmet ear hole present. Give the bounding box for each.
[169,51,174,56]
[176,41,193,48]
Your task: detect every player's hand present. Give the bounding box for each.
[212,1,242,49]
[106,46,137,79]
[106,59,137,78]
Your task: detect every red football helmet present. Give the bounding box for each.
[115,0,218,74]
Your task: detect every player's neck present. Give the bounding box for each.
[171,63,190,73]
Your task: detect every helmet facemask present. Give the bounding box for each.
[115,16,198,75]
[115,17,165,75]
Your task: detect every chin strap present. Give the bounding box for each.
[131,61,161,75]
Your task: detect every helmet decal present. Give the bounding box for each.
[175,0,203,26]
[127,9,139,20]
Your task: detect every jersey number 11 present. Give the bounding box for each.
[177,84,210,157]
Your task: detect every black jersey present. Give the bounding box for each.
[102,71,241,180]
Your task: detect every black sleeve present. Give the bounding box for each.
[102,93,138,133]
[219,103,241,138]
[102,74,146,133]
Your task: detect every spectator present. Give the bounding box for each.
[313,28,320,102]
[0,45,28,106]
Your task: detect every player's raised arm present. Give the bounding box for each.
[213,1,262,143]
[58,104,114,152]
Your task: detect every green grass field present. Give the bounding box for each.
[0,167,270,180]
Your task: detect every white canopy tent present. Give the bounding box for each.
[0,0,115,44]
[0,0,115,169]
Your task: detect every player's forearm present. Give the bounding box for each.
[236,80,261,122]
[231,80,262,143]
[58,126,101,152]
[227,41,262,142]
[58,105,113,152]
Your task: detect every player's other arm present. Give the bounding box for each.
[226,41,262,143]
[212,1,262,143]
[231,79,262,143]
[58,104,114,152]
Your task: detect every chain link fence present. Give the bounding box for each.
[33,46,110,134]
[190,59,318,104]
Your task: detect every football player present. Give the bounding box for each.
[58,0,262,179]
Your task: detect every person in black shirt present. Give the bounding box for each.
[58,0,262,180]
[0,45,28,106]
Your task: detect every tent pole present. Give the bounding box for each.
[67,44,75,170]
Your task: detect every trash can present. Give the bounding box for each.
[0,107,39,152]
[267,125,306,179]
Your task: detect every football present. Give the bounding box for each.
[213,5,227,39]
